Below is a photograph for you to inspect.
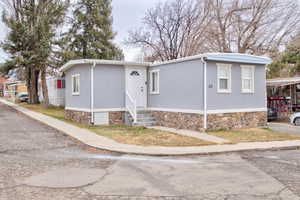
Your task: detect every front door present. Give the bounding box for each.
[126,66,147,108]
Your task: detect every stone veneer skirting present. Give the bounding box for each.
[65,110,92,125]
[109,112,125,125]
[151,111,204,131]
[207,111,267,130]
[65,110,125,125]
[150,111,267,131]
[65,109,267,130]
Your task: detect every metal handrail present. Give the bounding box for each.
[126,91,137,123]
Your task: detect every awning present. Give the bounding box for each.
[267,77,300,87]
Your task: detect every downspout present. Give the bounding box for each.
[200,57,208,130]
[91,61,96,125]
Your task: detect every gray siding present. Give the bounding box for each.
[65,64,91,109]
[65,64,125,110]
[65,59,266,112]
[206,61,266,110]
[148,59,204,110]
[94,65,125,109]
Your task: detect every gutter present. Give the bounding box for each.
[91,61,96,125]
[200,57,208,130]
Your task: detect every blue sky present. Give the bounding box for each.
[0,0,166,63]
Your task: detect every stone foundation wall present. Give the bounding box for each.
[150,111,204,131]
[65,109,91,125]
[207,111,267,130]
[65,109,267,130]
[150,110,267,131]
[65,110,125,126]
[109,111,125,125]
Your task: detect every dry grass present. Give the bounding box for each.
[208,128,300,143]
[87,126,215,147]
[19,103,65,121]
[19,103,214,147]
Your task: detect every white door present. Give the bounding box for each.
[126,66,147,108]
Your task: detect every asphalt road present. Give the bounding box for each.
[1,102,300,200]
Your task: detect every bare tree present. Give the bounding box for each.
[127,0,212,61]
[205,0,300,55]
[128,0,300,61]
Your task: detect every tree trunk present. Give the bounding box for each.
[28,67,40,104]
[40,68,49,108]
[26,67,32,104]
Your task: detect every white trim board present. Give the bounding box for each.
[60,53,272,72]
[146,107,203,114]
[66,107,267,114]
[207,107,267,114]
[65,107,126,113]
[146,107,267,114]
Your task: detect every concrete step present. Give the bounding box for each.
[126,110,156,127]
[137,119,156,124]
[137,110,152,114]
[137,116,155,120]
[133,121,157,127]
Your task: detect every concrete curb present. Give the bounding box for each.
[2,98,300,156]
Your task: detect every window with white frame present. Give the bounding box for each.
[217,63,231,93]
[72,74,80,95]
[150,70,159,94]
[241,65,255,93]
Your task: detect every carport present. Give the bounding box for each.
[267,77,300,120]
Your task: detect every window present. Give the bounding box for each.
[241,65,255,93]
[150,70,159,94]
[62,80,66,89]
[57,80,66,89]
[72,74,80,95]
[57,80,62,89]
[130,71,140,76]
[217,63,231,93]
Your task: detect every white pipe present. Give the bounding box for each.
[200,57,208,130]
[91,61,96,124]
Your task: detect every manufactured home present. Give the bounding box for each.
[39,76,65,107]
[4,80,27,102]
[59,53,271,130]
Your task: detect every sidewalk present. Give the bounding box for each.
[148,126,230,144]
[2,98,300,156]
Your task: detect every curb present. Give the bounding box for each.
[2,98,300,156]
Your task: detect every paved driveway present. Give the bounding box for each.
[1,102,300,200]
[269,122,300,136]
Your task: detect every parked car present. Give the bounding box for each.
[290,113,300,126]
[267,107,278,121]
[18,93,28,102]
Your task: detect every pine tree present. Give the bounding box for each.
[65,0,123,60]
[267,34,300,78]
[282,35,300,74]
[2,0,69,104]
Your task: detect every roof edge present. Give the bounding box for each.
[59,53,272,72]
[59,59,151,72]
[150,54,204,67]
[204,53,272,65]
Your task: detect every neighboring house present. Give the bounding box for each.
[4,80,27,102]
[59,53,271,131]
[39,76,65,107]
[0,77,6,97]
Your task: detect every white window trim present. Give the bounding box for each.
[72,74,80,96]
[149,69,160,94]
[217,63,232,93]
[241,65,255,94]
